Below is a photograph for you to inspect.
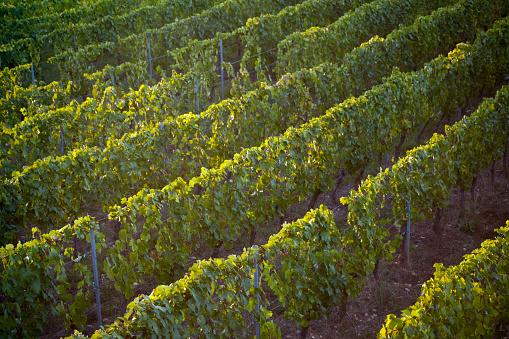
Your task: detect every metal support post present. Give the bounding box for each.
[148,33,153,79]
[220,39,224,99]
[60,125,64,156]
[254,247,260,338]
[196,71,199,112]
[406,199,411,268]
[30,62,35,86]
[90,227,102,327]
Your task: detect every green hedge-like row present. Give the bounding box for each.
[0,0,223,69]
[2,10,508,339]
[0,216,103,338]
[47,0,304,83]
[2,0,491,236]
[102,13,509,301]
[72,73,509,339]
[70,206,350,338]
[379,222,509,338]
[0,0,364,132]
[0,0,138,46]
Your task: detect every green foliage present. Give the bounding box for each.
[0,217,104,338]
[101,14,509,299]
[0,0,138,45]
[3,0,503,146]
[2,0,507,303]
[48,0,305,84]
[2,0,509,335]
[4,0,503,235]
[276,0,457,75]
[171,0,371,88]
[458,219,476,233]
[379,222,509,338]
[0,0,220,69]
[84,80,509,337]
[70,206,351,338]
[0,4,311,152]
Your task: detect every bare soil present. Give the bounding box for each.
[44,152,509,339]
[271,160,509,339]
[41,88,509,338]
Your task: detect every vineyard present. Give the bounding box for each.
[1,0,509,337]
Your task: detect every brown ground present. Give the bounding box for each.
[45,149,509,339]
[272,160,509,339]
[41,89,509,338]
[261,84,509,339]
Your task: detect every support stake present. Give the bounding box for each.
[60,125,64,156]
[148,33,153,79]
[385,94,390,168]
[220,39,224,99]
[196,71,199,112]
[406,199,411,268]
[254,247,260,338]
[160,122,166,172]
[30,62,35,86]
[73,28,77,51]
[294,47,297,70]
[90,227,102,327]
